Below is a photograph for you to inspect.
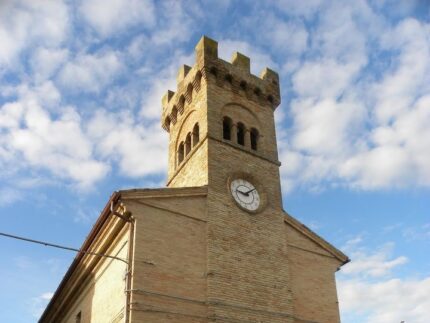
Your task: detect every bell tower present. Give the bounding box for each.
[42,36,348,323]
[161,36,297,322]
[162,36,283,209]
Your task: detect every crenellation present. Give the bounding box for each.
[162,66,201,132]
[260,67,279,85]
[206,59,280,108]
[162,90,175,107]
[231,52,250,73]
[161,36,281,133]
[177,64,191,83]
[195,35,218,63]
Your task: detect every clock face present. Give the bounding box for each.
[230,178,260,211]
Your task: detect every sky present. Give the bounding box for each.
[0,0,429,322]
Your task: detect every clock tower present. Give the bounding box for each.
[162,36,282,210]
[160,36,347,322]
[41,36,349,323]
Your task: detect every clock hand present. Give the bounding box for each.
[244,188,256,195]
[236,188,249,196]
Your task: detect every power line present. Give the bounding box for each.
[0,231,128,265]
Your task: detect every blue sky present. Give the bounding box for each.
[0,0,429,322]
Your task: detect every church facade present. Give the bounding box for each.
[40,36,349,323]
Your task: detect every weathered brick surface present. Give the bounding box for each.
[285,222,342,323]
[41,219,129,323]
[125,194,208,322]
[62,231,128,323]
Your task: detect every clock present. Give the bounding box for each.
[230,178,261,212]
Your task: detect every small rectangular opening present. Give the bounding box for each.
[237,123,245,146]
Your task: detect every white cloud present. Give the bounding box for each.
[272,0,324,18]
[0,188,22,206]
[148,1,193,46]
[341,243,408,278]
[339,94,430,189]
[73,207,98,224]
[291,98,366,155]
[39,292,53,301]
[402,223,430,241]
[374,18,430,124]
[339,277,430,323]
[382,222,403,233]
[338,240,430,323]
[10,105,108,187]
[31,292,54,318]
[127,34,151,60]
[259,16,308,56]
[344,235,363,247]
[219,40,277,76]
[30,47,69,82]
[280,7,430,192]
[139,52,194,120]
[87,110,168,178]
[0,102,24,129]
[58,51,123,93]
[0,83,109,189]
[17,81,62,110]
[0,0,69,69]
[140,71,177,120]
[292,60,362,99]
[79,0,155,37]
[340,146,415,189]
[311,1,371,64]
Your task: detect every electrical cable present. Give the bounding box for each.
[0,231,128,264]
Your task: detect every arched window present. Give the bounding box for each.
[237,122,245,146]
[193,123,199,147]
[185,133,192,155]
[178,142,184,164]
[250,128,259,151]
[223,117,232,140]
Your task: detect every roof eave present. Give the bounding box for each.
[283,210,350,265]
[39,191,121,322]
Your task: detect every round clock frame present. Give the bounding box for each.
[227,173,267,214]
